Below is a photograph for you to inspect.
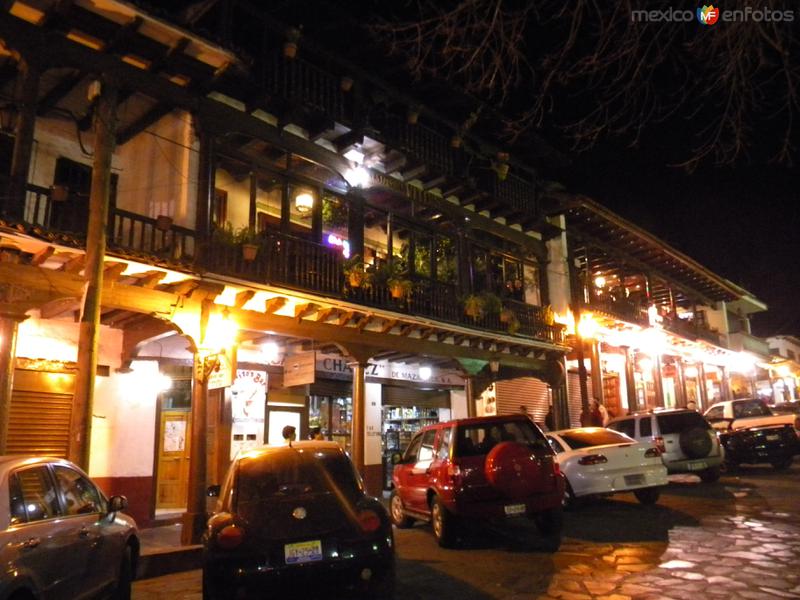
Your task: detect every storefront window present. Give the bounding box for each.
[308,395,351,451]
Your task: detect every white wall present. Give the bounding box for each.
[365,382,382,466]
[15,313,156,479]
[449,389,468,419]
[545,215,571,313]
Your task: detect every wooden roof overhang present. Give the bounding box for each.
[0,231,570,377]
[558,195,756,307]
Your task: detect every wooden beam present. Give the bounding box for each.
[294,302,319,320]
[264,296,287,314]
[117,103,173,145]
[136,270,166,288]
[332,129,363,154]
[338,311,355,326]
[234,290,255,309]
[39,297,80,319]
[37,70,84,116]
[315,307,335,323]
[103,262,128,282]
[229,304,553,371]
[61,254,85,272]
[380,319,397,334]
[30,245,55,266]
[164,279,199,297]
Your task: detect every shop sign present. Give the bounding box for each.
[315,354,464,386]
[284,351,316,387]
[230,369,267,458]
[207,350,234,390]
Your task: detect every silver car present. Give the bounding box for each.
[607,409,724,482]
[0,456,139,600]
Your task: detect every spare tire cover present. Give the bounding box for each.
[679,427,712,458]
[485,441,542,499]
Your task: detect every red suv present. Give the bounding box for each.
[389,415,565,550]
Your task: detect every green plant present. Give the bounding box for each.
[374,261,413,299]
[342,255,371,288]
[463,292,502,319]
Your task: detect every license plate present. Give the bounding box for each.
[504,503,526,516]
[687,461,707,471]
[624,474,645,486]
[766,434,780,442]
[285,540,323,565]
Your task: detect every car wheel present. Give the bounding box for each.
[112,546,133,600]
[771,456,793,470]
[633,487,660,505]
[699,466,721,482]
[390,491,414,528]
[679,427,713,459]
[533,506,563,552]
[430,495,458,548]
[562,480,578,510]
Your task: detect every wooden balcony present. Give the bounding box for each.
[586,297,650,327]
[264,54,346,124]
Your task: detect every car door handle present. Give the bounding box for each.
[21,537,40,549]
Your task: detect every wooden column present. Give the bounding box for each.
[194,125,215,253]
[350,360,367,474]
[71,77,118,470]
[464,376,476,418]
[347,192,364,261]
[0,313,25,453]
[248,169,257,231]
[652,353,665,409]
[622,346,638,413]
[697,362,709,410]
[6,57,39,219]
[182,346,209,545]
[311,185,323,243]
[589,339,603,404]
[676,359,689,408]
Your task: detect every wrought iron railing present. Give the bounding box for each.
[586,297,650,327]
[109,209,196,262]
[264,54,346,123]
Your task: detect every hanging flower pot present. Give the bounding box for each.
[283,27,301,59]
[499,308,514,323]
[242,243,259,261]
[155,215,173,232]
[348,270,365,288]
[388,279,412,300]
[51,184,69,202]
[451,135,463,149]
[340,76,354,92]
[494,161,509,181]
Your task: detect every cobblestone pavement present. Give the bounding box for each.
[133,462,800,599]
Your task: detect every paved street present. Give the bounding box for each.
[134,461,800,599]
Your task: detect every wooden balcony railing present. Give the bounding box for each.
[109,209,196,262]
[586,297,650,327]
[378,115,455,177]
[264,54,346,123]
[478,172,540,218]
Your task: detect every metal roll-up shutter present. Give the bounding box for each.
[566,370,594,427]
[8,369,75,457]
[381,386,450,409]
[495,378,550,421]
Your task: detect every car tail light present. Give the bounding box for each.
[653,436,666,453]
[644,446,661,458]
[216,524,244,550]
[357,509,382,533]
[446,462,462,487]
[578,454,608,466]
[552,460,561,477]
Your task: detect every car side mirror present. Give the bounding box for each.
[207,484,221,498]
[108,495,128,513]
[390,452,403,465]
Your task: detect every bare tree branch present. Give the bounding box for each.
[369,0,799,168]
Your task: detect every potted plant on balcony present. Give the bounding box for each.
[375,261,413,300]
[235,227,260,261]
[342,254,370,288]
[463,293,485,319]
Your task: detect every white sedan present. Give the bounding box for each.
[547,428,668,506]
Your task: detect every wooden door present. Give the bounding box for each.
[156,410,191,509]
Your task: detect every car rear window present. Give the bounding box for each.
[656,411,710,434]
[456,420,547,456]
[608,418,635,438]
[732,400,773,418]
[236,448,361,505]
[557,429,634,450]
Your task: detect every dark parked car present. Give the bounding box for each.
[203,441,394,599]
[705,399,800,469]
[389,414,565,550]
[0,456,138,600]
